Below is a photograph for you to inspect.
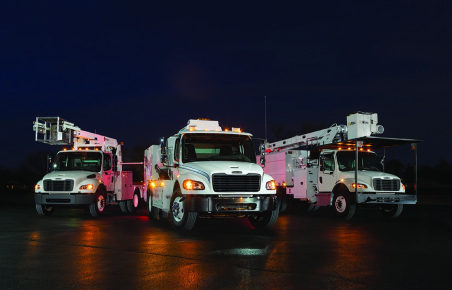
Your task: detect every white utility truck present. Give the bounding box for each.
[261,112,422,220]
[144,119,279,230]
[33,117,145,217]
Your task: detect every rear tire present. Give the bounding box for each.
[89,188,107,217]
[248,207,279,229]
[127,190,139,212]
[380,204,403,218]
[119,201,128,213]
[36,204,55,216]
[168,188,197,230]
[332,192,356,220]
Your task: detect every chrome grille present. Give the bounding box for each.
[43,179,74,191]
[373,179,400,191]
[212,174,261,192]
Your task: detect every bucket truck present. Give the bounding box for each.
[33,117,145,217]
[144,119,279,230]
[260,112,422,220]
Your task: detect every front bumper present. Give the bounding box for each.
[183,195,277,213]
[34,193,96,205]
[357,193,417,204]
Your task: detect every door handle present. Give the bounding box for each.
[319,177,323,184]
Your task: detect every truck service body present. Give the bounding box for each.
[144,119,279,230]
[33,117,145,217]
[261,112,422,220]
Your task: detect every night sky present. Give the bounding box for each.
[1,1,451,168]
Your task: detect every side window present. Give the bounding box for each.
[103,154,112,171]
[174,138,180,162]
[323,153,335,171]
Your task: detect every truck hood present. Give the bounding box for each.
[42,171,101,181]
[341,170,400,184]
[180,161,264,181]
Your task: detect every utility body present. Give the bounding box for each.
[260,112,422,220]
[33,117,145,217]
[144,119,278,230]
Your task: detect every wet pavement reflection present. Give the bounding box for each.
[2,204,452,289]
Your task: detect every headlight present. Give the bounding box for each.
[266,180,276,190]
[183,180,205,190]
[35,184,40,190]
[79,184,94,190]
[352,183,367,189]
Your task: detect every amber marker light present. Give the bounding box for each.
[160,182,165,186]
[151,182,156,188]
[35,184,40,190]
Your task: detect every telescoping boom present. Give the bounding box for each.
[33,117,145,217]
[260,112,422,220]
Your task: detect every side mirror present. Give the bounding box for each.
[112,155,118,172]
[160,138,167,164]
[259,142,266,167]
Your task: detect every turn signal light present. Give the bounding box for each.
[35,184,40,190]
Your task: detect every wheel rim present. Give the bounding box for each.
[97,195,106,212]
[171,197,184,222]
[335,196,346,213]
[133,194,139,207]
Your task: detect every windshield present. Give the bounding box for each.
[53,151,103,172]
[336,151,383,172]
[182,133,256,163]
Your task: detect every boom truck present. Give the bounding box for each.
[33,117,145,217]
[260,112,422,220]
[144,119,279,230]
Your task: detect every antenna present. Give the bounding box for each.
[264,95,267,141]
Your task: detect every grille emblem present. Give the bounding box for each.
[232,171,242,174]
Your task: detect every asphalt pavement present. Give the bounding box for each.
[1,197,452,290]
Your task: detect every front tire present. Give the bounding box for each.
[380,204,403,218]
[36,204,55,216]
[147,190,159,219]
[89,188,106,217]
[168,188,197,230]
[332,192,356,220]
[248,207,279,229]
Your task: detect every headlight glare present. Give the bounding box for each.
[352,183,367,189]
[266,180,276,190]
[183,179,205,190]
[79,184,94,190]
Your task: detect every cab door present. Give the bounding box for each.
[318,152,336,193]
[102,153,114,192]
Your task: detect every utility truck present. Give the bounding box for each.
[144,119,279,230]
[33,117,145,217]
[260,112,422,220]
